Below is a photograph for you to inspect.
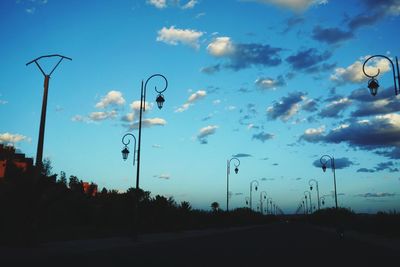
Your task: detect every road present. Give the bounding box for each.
[1,222,399,266]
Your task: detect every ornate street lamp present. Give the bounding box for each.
[362,54,400,96]
[26,54,72,170]
[249,180,259,211]
[320,155,338,209]
[121,133,137,166]
[304,191,312,213]
[309,179,320,210]
[227,157,240,211]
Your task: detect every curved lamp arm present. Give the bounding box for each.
[122,133,137,166]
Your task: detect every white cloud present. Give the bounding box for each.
[157,26,204,49]
[175,90,206,112]
[130,100,152,111]
[255,76,285,90]
[243,0,327,12]
[213,99,221,105]
[147,0,167,9]
[0,99,7,105]
[0,132,30,144]
[157,174,171,179]
[71,115,86,122]
[89,110,118,121]
[182,0,198,9]
[129,118,167,129]
[226,106,237,111]
[95,90,125,109]
[207,37,235,57]
[331,56,391,85]
[197,125,218,144]
[121,113,135,122]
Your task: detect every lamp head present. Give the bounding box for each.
[322,164,327,172]
[234,167,239,174]
[156,93,165,109]
[310,186,313,191]
[121,146,129,160]
[367,78,379,96]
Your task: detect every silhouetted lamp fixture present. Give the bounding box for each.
[156,93,165,109]
[367,78,379,96]
[121,146,130,161]
[362,54,400,96]
[234,166,239,174]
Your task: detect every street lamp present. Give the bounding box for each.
[26,54,72,170]
[227,157,240,211]
[309,179,320,210]
[136,74,168,189]
[320,155,338,209]
[320,196,326,206]
[304,191,312,213]
[302,200,306,215]
[249,180,259,211]
[303,194,309,215]
[260,191,267,215]
[245,196,250,207]
[121,133,137,166]
[362,54,400,96]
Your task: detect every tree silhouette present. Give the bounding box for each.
[180,201,192,212]
[211,202,220,212]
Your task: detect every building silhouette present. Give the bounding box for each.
[0,144,33,179]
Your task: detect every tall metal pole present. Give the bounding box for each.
[136,81,144,190]
[26,54,71,170]
[309,179,320,210]
[250,180,258,211]
[332,158,338,209]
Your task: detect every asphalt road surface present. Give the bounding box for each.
[2,222,399,266]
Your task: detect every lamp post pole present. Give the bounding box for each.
[260,191,267,215]
[320,155,338,209]
[226,157,240,211]
[309,179,320,210]
[26,54,71,170]
[362,54,400,96]
[136,74,168,189]
[267,197,273,215]
[304,191,312,213]
[249,180,259,211]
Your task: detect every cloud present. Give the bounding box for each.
[157,26,204,49]
[331,56,391,85]
[375,147,400,160]
[286,48,332,72]
[182,0,198,9]
[71,115,86,122]
[130,101,152,111]
[147,0,167,8]
[0,133,30,144]
[261,177,275,181]
[301,98,319,112]
[312,26,354,44]
[207,37,282,70]
[154,173,171,179]
[282,16,305,33]
[357,192,396,198]
[128,118,167,129]
[252,132,274,143]
[197,125,218,144]
[312,157,355,169]
[232,153,253,158]
[318,98,352,118]
[200,64,221,74]
[121,113,135,122]
[95,90,125,109]
[357,161,399,173]
[0,99,7,105]
[152,144,162,148]
[300,114,400,153]
[175,90,206,112]
[267,91,306,121]
[89,111,118,121]
[351,97,400,117]
[147,0,199,9]
[243,0,327,12]
[255,75,285,90]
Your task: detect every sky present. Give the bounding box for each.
[1,0,400,214]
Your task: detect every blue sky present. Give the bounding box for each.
[1,0,400,213]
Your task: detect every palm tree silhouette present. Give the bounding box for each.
[211,202,220,212]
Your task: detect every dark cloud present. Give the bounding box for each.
[226,43,283,70]
[267,91,305,121]
[252,132,274,143]
[255,75,286,90]
[375,147,400,159]
[318,98,352,118]
[312,26,354,44]
[232,153,252,158]
[260,177,275,181]
[357,168,375,173]
[348,13,381,30]
[349,88,400,117]
[302,99,319,112]
[375,161,399,172]
[312,157,355,170]
[300,114,400,154]
[200,64,221,74]
[272,163,279,166]
[282,16,305,34]
[286,48,332,72]
[357,192,396,198]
